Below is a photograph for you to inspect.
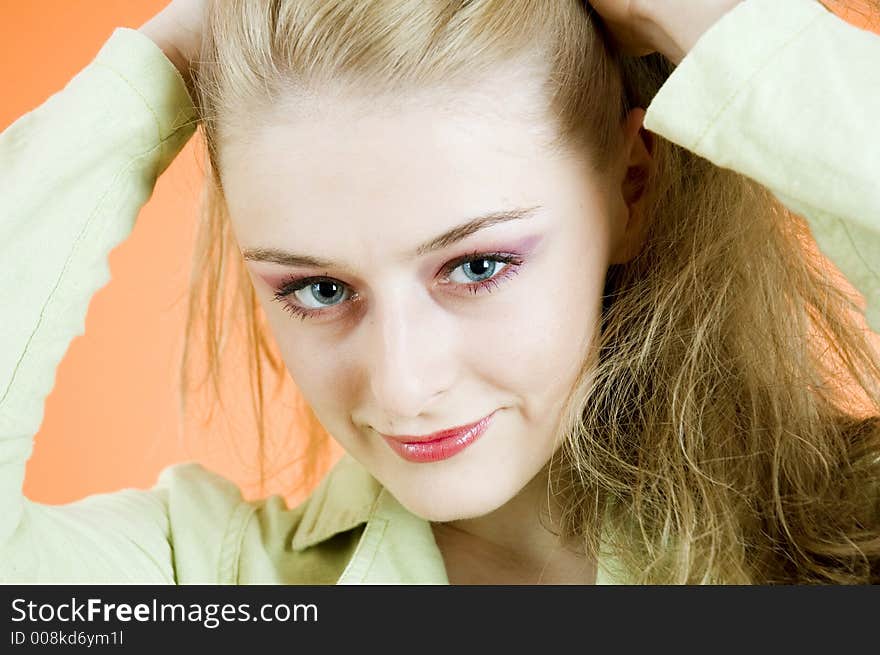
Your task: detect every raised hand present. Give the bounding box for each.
[138,0,207,91]
[588,0,744,63]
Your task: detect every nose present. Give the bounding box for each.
[363,287,453,426]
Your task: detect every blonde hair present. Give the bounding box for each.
[182,0,880,583]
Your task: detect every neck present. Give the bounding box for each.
[430,464,598,584]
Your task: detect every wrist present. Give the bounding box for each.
[643,0,745,64]
[138,19,193,90]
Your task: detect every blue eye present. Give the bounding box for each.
[449,258,505,283]
[292,280,351,308]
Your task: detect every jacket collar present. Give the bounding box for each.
[288,452,627,584]
[289,453,382,551]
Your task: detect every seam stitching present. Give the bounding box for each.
[360,519,389,581]
[91,60,163,158]
[692,11,825,150]
[335,489,389,583]
[222,502,258,584]
[0,122,191,409]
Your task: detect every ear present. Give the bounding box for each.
[609,107,654,265]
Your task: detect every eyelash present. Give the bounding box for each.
[271,250,525,321]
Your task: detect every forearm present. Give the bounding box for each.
[138,17,193,95]
[0,27,196,578]
[643,0,880,332]
[136,0,206,101]
[634,0,745,64]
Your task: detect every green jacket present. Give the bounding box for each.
[1,0,878,583]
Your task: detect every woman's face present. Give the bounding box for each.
[219,71,639,522]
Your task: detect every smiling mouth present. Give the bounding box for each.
[379,411,497,444]
[379,411,497,463]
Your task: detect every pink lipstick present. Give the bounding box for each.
[380,411,497,463]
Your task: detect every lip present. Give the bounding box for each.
[380,411,497,463]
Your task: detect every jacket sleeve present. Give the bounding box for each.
[0,27,237,583]
[643,0,880,334]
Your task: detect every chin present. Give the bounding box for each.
[390,476,519,523]
[402,502,490,524]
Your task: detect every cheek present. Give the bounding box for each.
[528,282,601,384]
[285,343,349,413]
[473,226,607,405]
[256,296,353,421]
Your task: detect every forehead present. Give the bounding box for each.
[218,69,594,259]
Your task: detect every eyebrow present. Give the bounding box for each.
[241,205,542,268]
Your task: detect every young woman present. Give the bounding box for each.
[2,0,878,585]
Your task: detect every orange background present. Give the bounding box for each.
[1,1,877,510]
[1,0,342,509]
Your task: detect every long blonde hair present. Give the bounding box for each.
[182,0,880,583]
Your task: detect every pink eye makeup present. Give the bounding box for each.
[269,248,530,322]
